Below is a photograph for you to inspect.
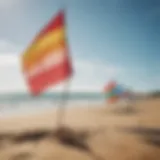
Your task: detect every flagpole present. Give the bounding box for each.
[56,78,71,127]
[55,3,73,128]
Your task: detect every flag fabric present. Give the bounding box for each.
[21,10,72,95]
[104,81,125,104]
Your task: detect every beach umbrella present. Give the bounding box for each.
[104,81,125,104]
[104,80,117,92]
[21,9,73,127]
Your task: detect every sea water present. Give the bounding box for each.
[0,92,105,117]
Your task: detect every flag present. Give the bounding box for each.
[21,10,72,95]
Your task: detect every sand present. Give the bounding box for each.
[0,98,159,160]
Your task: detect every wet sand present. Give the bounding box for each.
[0,98,159,160]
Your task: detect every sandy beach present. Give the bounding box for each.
[0,98,159,160]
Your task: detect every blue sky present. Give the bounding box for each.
[0,0,159,93]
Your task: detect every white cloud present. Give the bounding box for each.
[0,40,123,93]
[0,40,22,53]
[0,40,25,93]
[0,54,26,93]
[0,54,19,67]
[0,54,122,93]
[72,58,122,88]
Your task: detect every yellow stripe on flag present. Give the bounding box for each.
[23,27,65,61]
[23,42,65,72]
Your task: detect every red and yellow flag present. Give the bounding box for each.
[22,10,72,95]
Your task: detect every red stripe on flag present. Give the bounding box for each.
[27,57,72,96]
[35,10,65,41]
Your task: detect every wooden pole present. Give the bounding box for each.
[56,78,71,128]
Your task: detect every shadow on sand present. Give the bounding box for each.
[112,106,138,116]
[118,126,160,148]
[54,126,105,160]
[12,152,33,160]
[0,126,107,160]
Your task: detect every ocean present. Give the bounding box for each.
[0,92,105,117]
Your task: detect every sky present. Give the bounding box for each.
[0,0,159,93]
